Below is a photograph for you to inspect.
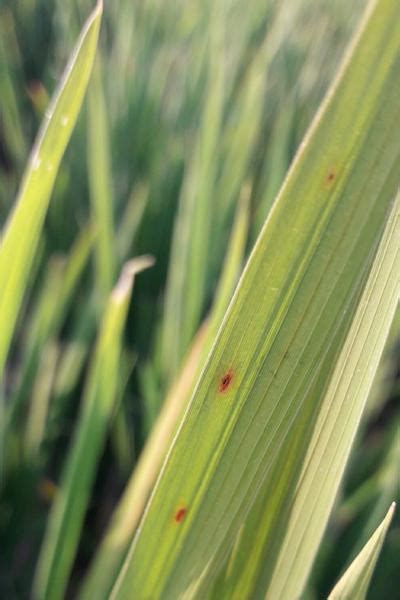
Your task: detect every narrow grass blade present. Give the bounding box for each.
[33,256,153,600]
[110,350,137,475]
[253,95,295,238]
[161,1,225,382]
[7,226,95,431]
[0,17,26,166]
[117,183,148,262]
[206,183,250,339]
[24,340,59,458]
[336,423,400,561]
[365,305,400,418]
[215,37,267,216]
[328,503,395,600]
[79,324,207,600]
[0,1,102,381]
[111,0,400,596]
[87,56,115,298]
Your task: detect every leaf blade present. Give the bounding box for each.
[0,1,103,380]
[328,503,396,600]
[33,257,153,600]
[112,1,400,597]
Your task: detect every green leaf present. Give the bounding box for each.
[161,0,225,382]
[0,0,102,381]
[111,0,400,597]
[211,191,400,600]
[328,503,395,600]
[87,56,115,297]
[79,185,250,600]
[8,226,95,434]
[0,20,26,165]
[33,257,154,600]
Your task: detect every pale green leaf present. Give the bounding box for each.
[328,503,395,600]
[87,56,115,297]
[111,0,400,597]
[215,191,399,600]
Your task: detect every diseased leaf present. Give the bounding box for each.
[79,187,250,600]
[215,192,399,600]
[111,1,400,597]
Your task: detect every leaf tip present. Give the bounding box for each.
[112,255,155,302]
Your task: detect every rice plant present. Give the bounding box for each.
[0,0,398,598]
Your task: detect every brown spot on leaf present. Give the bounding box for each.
[174,507,187,523]
[218,369,234,393]
[325,170,336,186]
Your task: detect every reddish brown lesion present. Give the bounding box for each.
[218,369,234,393]
[174,507,187,523]
[325,168,338,188]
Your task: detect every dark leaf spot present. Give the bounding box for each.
[174,507,187,523]
[326,171,336,183]
[218,369,233,393]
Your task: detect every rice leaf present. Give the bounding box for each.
[0,1,102,381]
[111,1,400,597]
[79,185,250,600]
[33,257,153,600]
[328,503,395,600]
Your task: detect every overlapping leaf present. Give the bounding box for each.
[34,258,153,600]
[112,0,400,597]
[328,503,395,600]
